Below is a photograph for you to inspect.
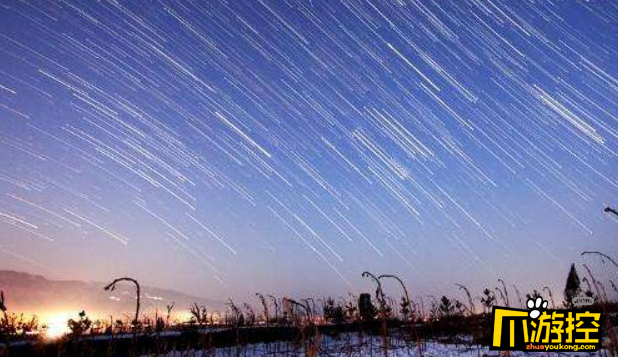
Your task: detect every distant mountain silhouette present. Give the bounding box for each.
[0,270,225,319]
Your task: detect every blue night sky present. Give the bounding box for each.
[1,0,618,303]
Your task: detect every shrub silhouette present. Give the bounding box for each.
[479,288,496,313]
[68,310,92,337]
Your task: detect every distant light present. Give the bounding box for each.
[44,312,72,339]
[145,293,163,301]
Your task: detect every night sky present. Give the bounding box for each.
[1,0,618,302]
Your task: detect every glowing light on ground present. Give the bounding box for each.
[43,312,73,339]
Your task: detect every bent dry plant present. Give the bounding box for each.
[497,278,510,308]
[255,293,270,325]
[0,290,12,339]
[4,245,618,356]
[104,277,141,328]
[605,206,618,219]
[362,271,390,356]
[379,274,412,319]
[285,298,321,357]
[581,262,618,356]
[512,284,524,309]
[582,251,618,274]
[455,283,475,315]
[543,286,556,309]
[189,303,208,325]
[0,291,7,325]
[494,286,506,307]
[268,294,279,323]
[166,302,174,326]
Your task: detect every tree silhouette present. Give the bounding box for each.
[480,288,496,313]
[438,296,454,317]
[68,310,92,337]
[564,263,581,308]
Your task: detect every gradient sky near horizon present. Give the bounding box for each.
[1,0,618,304]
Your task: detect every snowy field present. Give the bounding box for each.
[148,343,606,357]
[145,334,607,357]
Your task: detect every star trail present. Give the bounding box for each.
[1,0,618,300]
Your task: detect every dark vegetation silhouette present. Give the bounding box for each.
[2,206,618,356]
[2,267,618,356]
[564,263,581,308]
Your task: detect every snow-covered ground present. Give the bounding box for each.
[146,333,606,357]
[4,330,607,356]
